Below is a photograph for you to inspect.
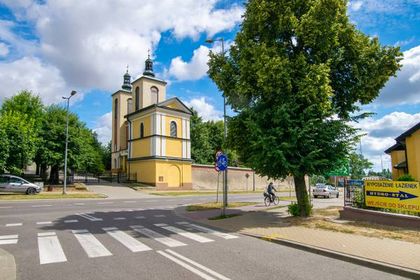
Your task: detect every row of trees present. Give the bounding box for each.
[190,109,240,166]
[0,91,111,183]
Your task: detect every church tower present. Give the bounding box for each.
[112,54,192,189]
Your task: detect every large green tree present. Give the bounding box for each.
[349,152,373,179]
[208,0,401,216]
[0,91,44,173]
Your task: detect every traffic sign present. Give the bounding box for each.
[216,154,228,171]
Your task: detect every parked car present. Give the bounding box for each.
[313,184,339,198]
[0,174,42,195]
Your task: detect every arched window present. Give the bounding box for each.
[140,123,144,138]
[170,121,177,137]
[135,87,140,110]
[114,99,118,119]
[151,86,159,104]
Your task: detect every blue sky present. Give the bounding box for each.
[0,0,419,171]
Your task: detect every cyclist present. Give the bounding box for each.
[267,182,277,202]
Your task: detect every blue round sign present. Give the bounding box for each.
[216,154,228,171]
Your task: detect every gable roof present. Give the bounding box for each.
[396,121,420,142]
[384,142,405,154]
[157,97,192,115]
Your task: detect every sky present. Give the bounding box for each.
[0,0,419,172]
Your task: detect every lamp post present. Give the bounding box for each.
[62,90,77,195]
[206,37,228,215]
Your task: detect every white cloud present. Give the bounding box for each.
[352,112,420,170]
[184,97,222,121]
[0,0,243,93]
[375,45,420,106]
[168,46,211,81]
[93,112,112,144]
[0,42,9,56]
[0,56,70,105]
[348,1,363,11]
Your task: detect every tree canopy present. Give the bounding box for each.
[208,0,401,216]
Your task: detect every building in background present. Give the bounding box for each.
[385,122,420,181]
[111,55,192,189]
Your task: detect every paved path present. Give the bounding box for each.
[177,204,420,275]
[87,184,153,199]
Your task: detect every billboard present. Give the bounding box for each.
[364,180,420,213]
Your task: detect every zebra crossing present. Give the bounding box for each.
[0,222,239,265]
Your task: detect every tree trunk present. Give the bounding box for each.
[294,174,312,217]
[49,165,59,185]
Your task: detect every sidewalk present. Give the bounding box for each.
[87,184,154,199]
[176,203,420,278]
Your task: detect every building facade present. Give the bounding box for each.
[385,122,420,181]
[111,56,192,189]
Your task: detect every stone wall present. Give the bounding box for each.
[192,164,295,191]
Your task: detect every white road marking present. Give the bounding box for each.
[113,217,126,220]
[72,229,112,258]
[0,234,18,245]
[154,224,214,243]
[102,227,152,252]
[36,221,52,225]
[32,205,52,208]
[154,214,166,218]
[165,249,230,280]
[6,223,22,227]
[77,213,103,221]
[124,201,136,204]
[157,250,218,280]
[97,202,113,205]
[64,219,79,223]
[135,216,145,219]
[130,225,186,248]
[176,222,238,239]
[37,232,67,264]
[74,203,85,206]
[0,206,11,209]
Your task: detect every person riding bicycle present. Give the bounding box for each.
[266,182,277,202]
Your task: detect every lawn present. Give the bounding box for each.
[0,193,106,200]
[186,201,257,211]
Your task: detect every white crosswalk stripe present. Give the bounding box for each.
[154,224,214,243]
[176,222,238,239]
[0,234,18,245]
[72,230,112,258]
[130,225,186,247]
[37,232,67,264]
[77,213,103,221]
[103,227,152,252]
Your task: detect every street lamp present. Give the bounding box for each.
[62,90,77,195]
[206,37,228,215]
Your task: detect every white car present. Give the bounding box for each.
[313,184,339,198]
[0,174,42,195]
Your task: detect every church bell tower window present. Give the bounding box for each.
[170,121,177,137]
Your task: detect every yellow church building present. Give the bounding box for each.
[111,55,193,190]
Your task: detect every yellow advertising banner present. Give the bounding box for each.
[364,181,420,212]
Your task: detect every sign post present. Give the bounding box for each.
[216,152,228,216]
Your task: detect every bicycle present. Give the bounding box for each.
[263,191,279,206]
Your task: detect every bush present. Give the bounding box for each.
[397,174,416,182]
[353,188,365,208]
[287,203,300,216]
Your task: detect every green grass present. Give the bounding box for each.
[0,193,107,200]
[186,201,257,211]
[147,190,293,196]
[208,213,241,220]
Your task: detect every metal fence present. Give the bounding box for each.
[344,179,364,207]
[70,172,137,184]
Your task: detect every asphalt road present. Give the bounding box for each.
[0,194,409,280]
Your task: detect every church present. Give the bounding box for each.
[111,55,193,190]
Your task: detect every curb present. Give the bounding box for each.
[0,248,16,280]
[174,206,420,279]
[244,232,420,280]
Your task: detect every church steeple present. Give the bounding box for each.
[143,49,155,77]
[122,66,132,91]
